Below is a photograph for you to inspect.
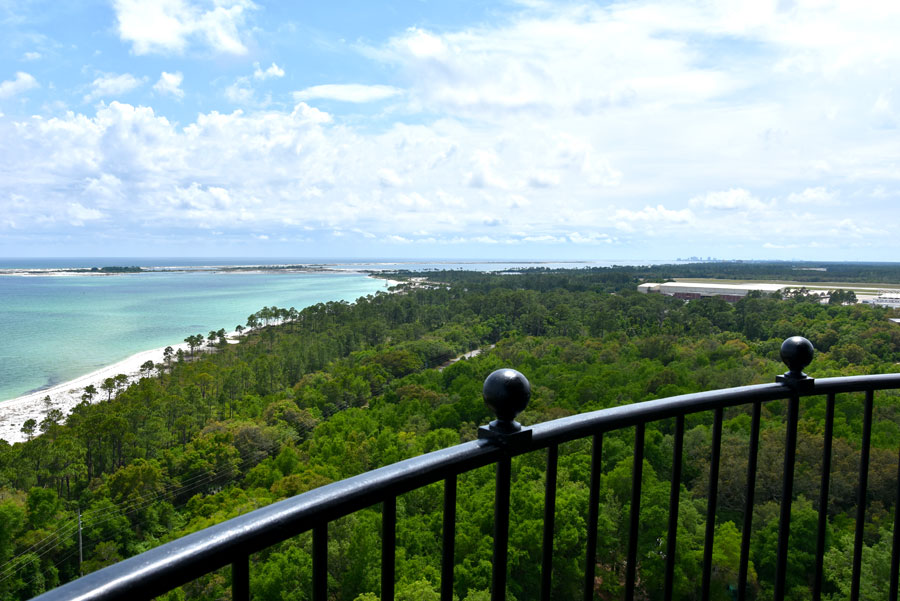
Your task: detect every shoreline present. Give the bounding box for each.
[0,334,241,444]
[0,275,403,444]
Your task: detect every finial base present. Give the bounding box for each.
[478,422,532,448]
[776,372,815,391]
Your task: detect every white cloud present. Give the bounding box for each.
[465,150,507,189]
[67,202,104,225]
[372,11,737,118]
[253,62,284,80]
[113,0,255,56]
[0,72,38,98]
[224,78,255,104]
[614,205,694,232]
[378,168,407,187]
[786,187,838,205]
[293,84,402,103]
[84,73,145,102]
[528,170,559,188]
[22,52,41,61]
[225,63,285,106]
[689,189,769,211]
[569,232,614,244]
[153,71,184,98]
[5,1,900,258]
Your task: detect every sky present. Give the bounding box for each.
[1,0,898,261]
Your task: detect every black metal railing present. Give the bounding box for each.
[34,336,900,601]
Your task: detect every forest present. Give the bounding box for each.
[1,266,899,600]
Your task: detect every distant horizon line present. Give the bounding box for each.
[1,256,900,265]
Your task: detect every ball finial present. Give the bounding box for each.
[780,336,814,376]
[483,368,531,433]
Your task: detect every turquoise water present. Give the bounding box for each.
[0,271,387,402]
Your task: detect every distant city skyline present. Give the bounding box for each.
[1,1,898,260]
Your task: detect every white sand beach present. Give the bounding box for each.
[0,332,244,444]
[0,276,401,445]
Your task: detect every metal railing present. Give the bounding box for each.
[34,336,900,601]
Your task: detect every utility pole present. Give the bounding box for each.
[78,509,83,576]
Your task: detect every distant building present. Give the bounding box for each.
[637,281,786,302]
[862,293,900,308]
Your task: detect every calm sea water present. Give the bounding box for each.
[0,257,682,402]
[0,270,387,402]
[0,257,652,271]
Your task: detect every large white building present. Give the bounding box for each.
[862,293,900,308]
[637,281,787,302]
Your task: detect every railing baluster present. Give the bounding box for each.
[774,394,801,601]
[813,393,835,601]
[890,439,900,601]
[540,445,559,601]
[664,415,684,601]
[232,553,249,601]
[738,401,761,601]
[383,496,397,601]
[888,440,900,601]
[313,523,327,601]
[441,475,457,601]
[583,433,603,601]
[701,407,723,601]
[851,390,874,601]
[492,457,512,601]
[625,424,645,601]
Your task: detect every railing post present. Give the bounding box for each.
[232,554,249,601]
[479,369,532,601]
[775,336,815,600]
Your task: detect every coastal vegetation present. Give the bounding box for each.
[0,267,898,600]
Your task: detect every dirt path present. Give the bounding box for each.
[437,344,495,371]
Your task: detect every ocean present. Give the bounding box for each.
[0,268,387,402]
[0,257,677,402]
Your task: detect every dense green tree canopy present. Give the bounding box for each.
[0,266,898,600]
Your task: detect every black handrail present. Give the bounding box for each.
[32,337,900,601]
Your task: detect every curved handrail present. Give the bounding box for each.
[33,372,900,601]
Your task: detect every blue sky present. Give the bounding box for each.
[1,0,898,260]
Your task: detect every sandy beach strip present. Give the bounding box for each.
[0,278,402,444]
[0,333,244,444]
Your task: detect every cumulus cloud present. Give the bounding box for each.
[5,0,900,257]
[293,84,402,103]
[224,78,255,104]
[689,189,769,211]
[67,202,105,225]
[616,204,693,223]
[253,62,284,80]
[0,72,38,98]
[113,0,255,55]
[787,187,838,205]
[371,12,736,118]
[614,205,693,233]
[465,150,507,189]
[378,168,407,187]
[84,73,145,102]
[528,170,559,188]
[153,71,184,98]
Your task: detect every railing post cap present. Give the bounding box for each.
[480,369,532,443]
[780,336,814,373]
[483,368,531,422]
[777,336,815,389]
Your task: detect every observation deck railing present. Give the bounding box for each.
[34,337,900,601]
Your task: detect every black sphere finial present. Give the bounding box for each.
[780,336,814,377]
[483,368,531,433]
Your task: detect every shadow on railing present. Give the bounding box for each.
[34,337,900,601]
